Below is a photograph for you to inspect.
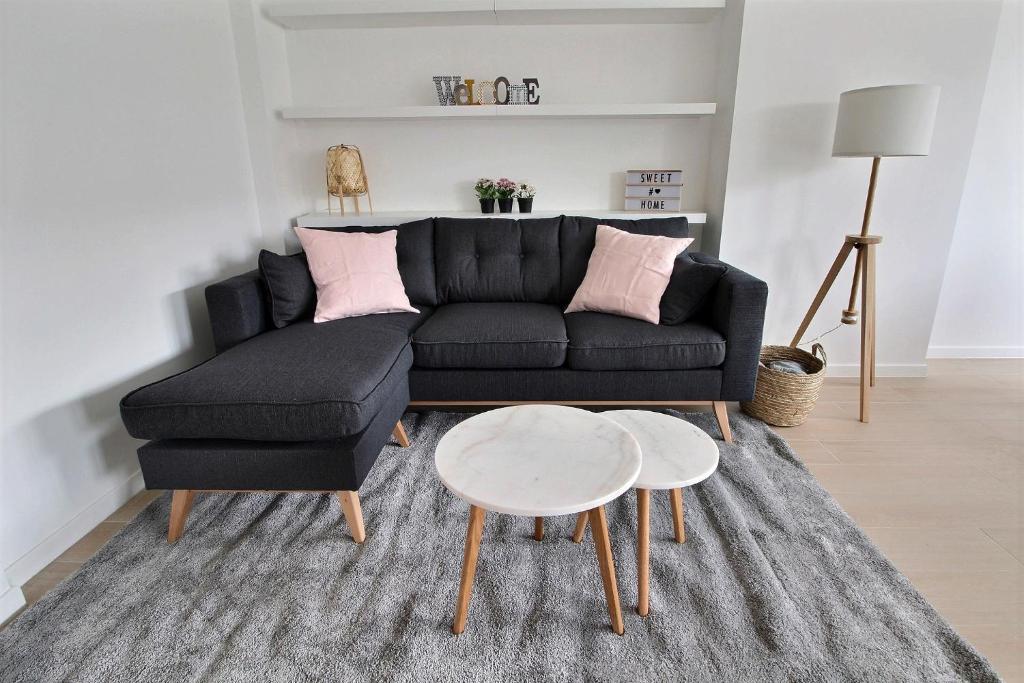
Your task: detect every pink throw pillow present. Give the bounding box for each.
[565,224,694,324]
[294,227,418,323]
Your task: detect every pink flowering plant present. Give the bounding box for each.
[495,177,518,199]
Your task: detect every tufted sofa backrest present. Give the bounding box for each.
[433,217,562,304]
[316,215,691,307]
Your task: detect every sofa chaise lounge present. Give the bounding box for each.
[120,215,767,544]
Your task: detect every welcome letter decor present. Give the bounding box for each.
[432,75,540,106]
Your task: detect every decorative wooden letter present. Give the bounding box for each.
[494,76,510,105]
[523,78,540,105]
[474,80,496,105]
[433,76,462,106]
[508,84,528,105]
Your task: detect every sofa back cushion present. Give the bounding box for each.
[258,250,316,328]
[558,215,689,304]
[564,224,693,324]
[294,228,419,322]
[434,217,561,303]
[318,218,437,305]
[659,253,728,325]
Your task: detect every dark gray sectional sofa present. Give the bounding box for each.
[120,215,767,544]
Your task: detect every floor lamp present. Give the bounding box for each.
[791,84,940,423]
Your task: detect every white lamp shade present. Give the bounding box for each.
[832,84,940,157]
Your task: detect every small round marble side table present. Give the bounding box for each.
[571,410,719,617]
[435,405,641,635]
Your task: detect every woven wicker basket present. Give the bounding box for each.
[741,344,827,427]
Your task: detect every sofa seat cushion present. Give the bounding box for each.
[412,303,568,369]
[120,309,432,442]
[564,311,726,371]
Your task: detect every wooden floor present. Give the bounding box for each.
[4,360,1022,678]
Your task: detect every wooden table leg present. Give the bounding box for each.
[669,488,685,544]
[589,506,625,635]
[636,489,650,617]
[452,505,486,635]
[572,511,588,543]
[534,516,544,541]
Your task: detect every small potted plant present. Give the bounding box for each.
[475,178,497,213]
[515,182,536,213]
[495,177,517,213]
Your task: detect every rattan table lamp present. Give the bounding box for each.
[326,144,373,215]
[790,84,940,423]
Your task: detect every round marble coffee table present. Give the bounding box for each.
[571,410,719,616]
[435,404,641,635]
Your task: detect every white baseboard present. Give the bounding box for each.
[0,586,27,624]
[6,471,145,586]
[927,345,1024,359]
[824,363,928,378]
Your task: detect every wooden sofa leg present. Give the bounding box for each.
[337,490,366,543]
[392,421,410,448]
[168,490,196,543]
[712,401,733,443]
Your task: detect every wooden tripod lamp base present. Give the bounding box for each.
[789,157,884,425]
[790,234,881,423]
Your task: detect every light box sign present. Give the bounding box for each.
[625,169,683,212]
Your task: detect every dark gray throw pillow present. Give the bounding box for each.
[659,254,728,325]
[258,250,316,328]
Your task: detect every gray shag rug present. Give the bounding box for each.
[0,411,999,682]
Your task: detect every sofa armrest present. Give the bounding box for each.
[205,269,270,353]
[692,253,768,401]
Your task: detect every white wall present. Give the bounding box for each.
[930,0,1023,358]
[0,0,262,584]
[0,0,25,626]
[719,0,1002,375]
[702,0,746,256]
[229,0,312,253]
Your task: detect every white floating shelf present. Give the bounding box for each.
[266,1,725,30]
[297,210,707,227]
[282,103,716,120]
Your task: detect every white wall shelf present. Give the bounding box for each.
[266,1,725,30]
[282,103,717,120]
[296,210,708,227]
